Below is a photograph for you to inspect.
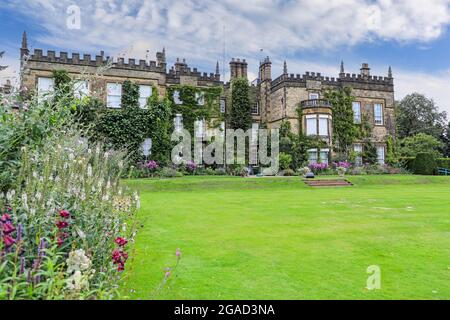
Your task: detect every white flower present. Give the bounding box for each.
[21,193,28,210]
[67,249,91,274]
[66,271,89,292]
[104,152,109,160]
[32,171,38,178]
[35,191,42,201]
[69,153,75,161]
[118,160,124,169]
[87,165,93,177]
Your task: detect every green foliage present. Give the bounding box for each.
[385,136,398,165]
[278,120,314,169]
[0,51,7,71]
[324,87,358,158]
[396,93,447,139]
[362,140,378,165]
[121,80,140,109]
[167,85,222,135]
[279,152,293,171]
[93,84,173,165]
[436,158,450,169]
[0,86,74,192]
[399,133,443,158]
[230,78,252,131]
[0,129,139,299]
[412,152,437,175]
[444,122,450,157]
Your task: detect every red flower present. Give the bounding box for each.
[2,222,15,235]
[59,210,70,219]
[1,214,11,223]
[57,237,64,247]
[117,264,125,272]
[3,235,15,247]
[115,237,128,247]
[56,221,69,229]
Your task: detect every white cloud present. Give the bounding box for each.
[1,0,450,116]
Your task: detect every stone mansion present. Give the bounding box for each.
[18,32,395,165]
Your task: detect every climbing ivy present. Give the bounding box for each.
[229,78,252,131]
[324,87,358,159]
[166,85,222,135]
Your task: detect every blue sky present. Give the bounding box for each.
[1,0,450,115]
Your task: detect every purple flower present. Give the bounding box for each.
[186,161,197,172]
[310,163,329,171]
[144,160,159,171]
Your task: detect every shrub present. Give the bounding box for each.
[436,158,450,169]
[159,167,183,178]
[411,153,437,175]
[337,167,347,177]
[281,169,296,176]
[214,168,227,176]
[309,163,329,174]
[0,130,139,300]
[279,153,293,171]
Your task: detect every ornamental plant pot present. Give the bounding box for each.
[305,172,315,179]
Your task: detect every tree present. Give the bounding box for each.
[324,87,358,159]
[396,93,447,139]
[443,122,450,158]
[230,78,252,130]
[399,133,443,158]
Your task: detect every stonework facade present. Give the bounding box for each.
[18,32,395,164]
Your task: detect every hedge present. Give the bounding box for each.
[436,158,450,169]
[411,153,437,175]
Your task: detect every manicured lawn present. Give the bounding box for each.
[120,175,450,300]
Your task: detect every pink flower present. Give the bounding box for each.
[115,237,128,247]
[56,220,69,229]
[2,222,15,235]
[3,235,15,247]
[57,237,64,247]
[1,214,11,223]
[59,210,70,219]
[165,271,171,278]
[176,248,181,258]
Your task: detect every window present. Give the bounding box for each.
[308,149,318,165]
[173,91,182,105]
[354,144,363,166]
[319,116,329,136]
[139,85,152,109]
[252,102,259,115]
[374,103,383,125]
[309,92,319,100]
[319,149,329,165]
[195,92,205,106]
[74,80,89,99]
[306,116,317,136]
[220,99,226,113]
[352,102,361,124]
[37,77,54,101]
[174,114,183,132]
[107,83,122,108]
[377,146,385,165]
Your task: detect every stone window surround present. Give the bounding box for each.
[305,114,331,137]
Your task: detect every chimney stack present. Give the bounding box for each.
[229,58,248,80]
[360,63,370,77]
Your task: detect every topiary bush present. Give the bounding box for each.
[412,153,437,175]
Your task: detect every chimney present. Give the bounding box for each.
[360,63,370,77]
[229,58,248,80]
[259,56,272,82]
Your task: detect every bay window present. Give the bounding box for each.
[306,116,317,136]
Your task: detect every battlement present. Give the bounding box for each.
[28,49,167,73]
[166,59,221,84]
[271,67,394,92]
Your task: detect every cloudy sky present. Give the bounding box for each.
[1,0,450,115]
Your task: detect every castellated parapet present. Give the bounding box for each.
[27,49,167,73]
[271,67,394,93]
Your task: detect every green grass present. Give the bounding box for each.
[120,175,450,300]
